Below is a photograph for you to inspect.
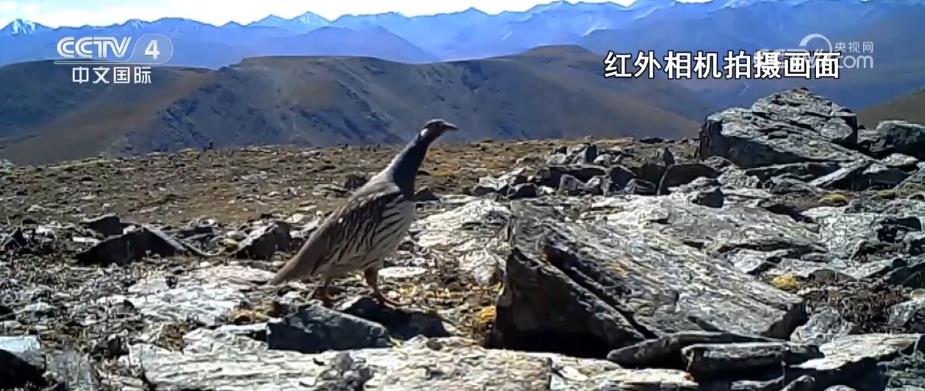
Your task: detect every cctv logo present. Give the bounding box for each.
[56,37,132,59]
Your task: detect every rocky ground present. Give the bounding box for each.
[2,87,925,390]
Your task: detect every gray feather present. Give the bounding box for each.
[270,180,411,283]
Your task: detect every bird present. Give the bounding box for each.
[270,119,458,307]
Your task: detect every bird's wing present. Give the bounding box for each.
[269,182,405,284]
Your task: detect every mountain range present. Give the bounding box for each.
[0,46,712,165]
[1,0,924,164]
[2,0,924,110]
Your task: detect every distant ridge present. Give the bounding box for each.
[860,87,925,127]
[0,46,711,164]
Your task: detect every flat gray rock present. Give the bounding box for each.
[413,199,510,286]
[791,333,924,389]
[607,331,777,368]
[681,342,821,379]
[896,168,925,198]
[132,332,698,391]
[882,153,919,170]
[888,294,925,333]
[790,307,855,345]
[45,351,100,391]
[100,265,274,327]
[795,334,923,371]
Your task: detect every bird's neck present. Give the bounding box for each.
[387,131,435,197]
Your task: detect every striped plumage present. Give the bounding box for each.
[270,119,458,306]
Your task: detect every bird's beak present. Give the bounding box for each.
[445,122,458,131]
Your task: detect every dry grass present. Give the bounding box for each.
[771,274,800,292]
[819,192,849,206]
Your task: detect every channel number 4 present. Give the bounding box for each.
[145,40,160,60]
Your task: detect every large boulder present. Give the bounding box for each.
[888,294,925,333]
[492,198,806,357]
[0,336,47,389]
[868,121,925,160]
[699,89,870,169]
[790,307,855,345]
[809,161,910,191]
[751,88,859,146]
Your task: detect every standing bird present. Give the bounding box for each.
[270,119,458,306]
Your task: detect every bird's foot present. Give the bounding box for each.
[312,285,335,308]
[371,290,408,307]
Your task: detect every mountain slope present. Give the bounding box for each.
[859,87,925,127]
[0,46,711,165]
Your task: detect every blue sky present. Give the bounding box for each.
[0,0,710,27]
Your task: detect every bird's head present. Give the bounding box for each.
[419,118,458,142]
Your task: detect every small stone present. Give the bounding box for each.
[636,147,676,184]
[606,165,636,192]
[882,153,919,170]
[267,305,390,354]
[414,187,440,202]
[343,173,368,191]
[624,178,657,195]
[337,297,450,340]
[234,221,291,260]
[583,176,607,196]
[888,295,925,333]
[557,174,584,196]
[507,183,537,200]
[76,225,187,265]
[657,163,718,195]
[81,214,126,237]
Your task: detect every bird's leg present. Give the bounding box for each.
[312,279,335,308]
[363,267,405,307]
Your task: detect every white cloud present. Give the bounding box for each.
[0,1,17,13]
[19,1,37,14]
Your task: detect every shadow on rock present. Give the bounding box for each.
[338,297,451,340]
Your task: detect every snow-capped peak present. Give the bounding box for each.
[1,18,48,36]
